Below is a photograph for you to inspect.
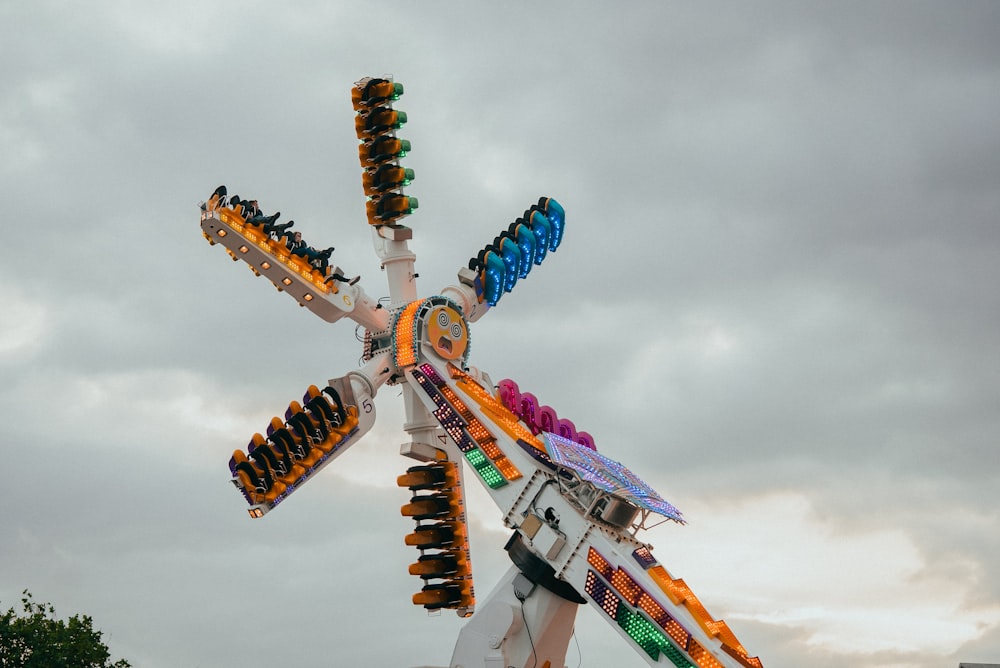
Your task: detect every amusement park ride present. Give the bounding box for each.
[199,77,764,668]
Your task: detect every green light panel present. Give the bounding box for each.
[464,450,505,489]
[586,571,695,667]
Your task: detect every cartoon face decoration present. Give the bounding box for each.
[425,304,468,361]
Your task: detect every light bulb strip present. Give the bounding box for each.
[211,208,334,294]
[410,367,508,489]
[587,547,761,668]
[445,365,543,451]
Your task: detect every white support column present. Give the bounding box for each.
[372,224,418,308]
[449,566,579,668]
[400,383,442,461]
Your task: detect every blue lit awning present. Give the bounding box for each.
[542,432,684,523]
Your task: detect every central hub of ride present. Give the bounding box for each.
[386,296,471,375]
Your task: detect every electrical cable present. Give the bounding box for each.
[516,592,538,668]
[571,628,582,668]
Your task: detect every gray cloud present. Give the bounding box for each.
[2,2,999,667]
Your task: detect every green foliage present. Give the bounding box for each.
[0,590,131,668]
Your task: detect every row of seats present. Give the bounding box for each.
[352,77,418,226]
[229,385,359,505]
[204,186,284,231]
[468,197,566,307]
[203,185,353,288]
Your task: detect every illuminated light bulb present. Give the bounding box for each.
[493,457,522,481]
[632,546,657,569]
[464,450,505,489]
[282,277,292,286]
[419,363,445,386]
[663,618,689,648]
[447,367,543,450]
[261,261,271,270]
[238,245,249,253]
[459,434,479,453]
[687,641,724,668]
[465,449,487,467]
[468,423,492,443]
[636,593,666,623]
[586,572,620,619]
[480,440,502,459]
[393,301,422,368]
[303,294,313,302]
[217,229,227,237]
[611,569,643,605]
[588,547,612,577]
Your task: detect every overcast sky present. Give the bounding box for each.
[2,2,999,667]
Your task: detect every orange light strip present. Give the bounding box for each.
[494,457,520,480]
[479,439,503,459]
[688,641,725,668]
[436,382,522,481]
[587,546,613,577]
[212,209,335,294]
[447,364,543,450]
[439,385,476,423]
[591,548,761,668]
[394,301,422,368]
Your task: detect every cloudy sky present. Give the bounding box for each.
[2,2,999,667]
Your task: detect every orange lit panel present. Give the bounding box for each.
[637,591,667,623]
[479,439,502,459]
[663,616,690,649]
[687,640,724,668]
[493,457,522,481]
[649,566,685,605]
[651,567,763,666]
[394,301,422,368]
[219,209,245,227]
[611,568,643,606]
[675,584,714,631]
[587,547,613,579]
[439,386,474,420]
[447,365,545,450]
[724,648,763,668]
[467,421,493,444]
[473,397,540,446]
